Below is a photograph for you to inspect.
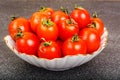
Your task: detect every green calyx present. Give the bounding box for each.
[43,41,52,46]
[10,15,18,21]
[15,28,23,39]
[60,6,68,14]
[66,18,77,25]
[88,22,96,28]
[40,6,47,11]
[74,4,83,9]
[93,12,98,18]
[42,19,54,27]
[71,34,79,42]
[16,32,23,38]
[66,19,72,24]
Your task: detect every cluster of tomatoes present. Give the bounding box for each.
[8,6,104,60]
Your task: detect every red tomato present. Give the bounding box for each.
[89,13,104,36]
[39,7,54,17]
[51,10,69,25]
[79,28,100,53]
[38,41,61,59]
[16,32,40,55]
[58,18,79,40]
[8,17,31,41]
[37,19,58,41]
[29,12,49,32]
[56,39,63,51]
[70,7,91,29]
[62,35,87,56]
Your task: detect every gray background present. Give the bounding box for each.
[0,0,120,80]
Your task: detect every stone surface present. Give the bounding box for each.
[0,0,120,80]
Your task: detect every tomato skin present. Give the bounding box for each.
[79,28,100,53]
[51,11,69,25]
[58,19,79,40]
[56,39,63,47]
[70,7,91,29]
[37,19,58,41]
[62,35,87,56]
[29,12,49,33]
[16,32,40,55]
[90,17,104,36]
[38,41,61,59]
[56,39,63,53]
[39,7,54,17]
[8,17,31,41]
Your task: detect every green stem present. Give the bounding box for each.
[88,22,96,28]
[93,12,98,18]
[74,4,83,9]
[42,19,54,27]
[15,28,23,38]
[43,41,52,46]
[40,6,46,11]
[60,6,68,14]
[71,34,79,42]
[16,32,23,38]
[66,19,72,24]
[66,18,77,26]
[10,15,18,21]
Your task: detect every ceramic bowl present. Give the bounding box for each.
[4,27,108,71]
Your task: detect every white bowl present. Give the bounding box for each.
[4,27,108,71]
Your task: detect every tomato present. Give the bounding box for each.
[51,10,69,25]
[16,32,40,55]
[89,12,104,36]
[8,17,31,41]
[62,35,87,56]
[39,7,54,17]
[58,18,79,40]
[56,39,63,51]
[38,41,61,59]
[29,12,49,33]
[37,19,58,41]
[70,6,91,29]
[79,28,100,53]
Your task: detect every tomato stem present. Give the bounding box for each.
[40,38,47,42]
[88,22,96,28]
[66,19,72,24]
[93,12,98,18]
[43,41,52,46]
[71,34,79,42]
[75,4,78,9]
[15,28,23,38]
[16,32,23,38]
[74,4,83,9]
[40,6,46,11]
[10,15,18,21]
[60,6,68,14]
[42,19,54,27]
[66,18,77,25]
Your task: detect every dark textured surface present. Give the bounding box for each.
[0,0,120,80]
